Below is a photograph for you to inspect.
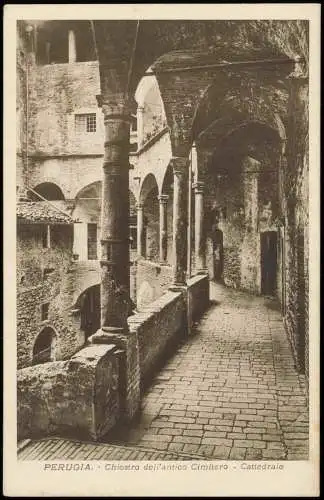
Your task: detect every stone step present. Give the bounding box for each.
[18,437,209,461]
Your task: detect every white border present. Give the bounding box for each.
[4,4,320,497]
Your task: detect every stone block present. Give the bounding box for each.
[17,344,120,441]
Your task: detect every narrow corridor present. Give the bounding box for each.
[109,282,309,460]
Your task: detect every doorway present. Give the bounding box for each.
[33,327,56,365]
[260,231,277,296]
[80,285,100,341]
[212,228,223,281]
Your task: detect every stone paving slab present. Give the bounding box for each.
[17,437,208,461]
[110,283,309,460]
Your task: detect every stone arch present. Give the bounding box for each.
[139,173,159,204]
[135,71,156,108]
[192,75,288,146]
[32,326,57,365]
[30,182,65,201]
[75,181,102,201]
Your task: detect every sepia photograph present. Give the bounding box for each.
[4,4,320,497]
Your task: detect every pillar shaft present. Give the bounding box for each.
[242,156,260,232]
[171,157,189,286]
[136,202,144,257]
[100,102,131,332]
[193,181,206,272]
[158,195,168,263]
[68,30,77,63]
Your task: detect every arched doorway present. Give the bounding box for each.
[32,327,56,365]
[79,285,100,341]
[30,182,65,201]
[212,227,224,282]
[260,231,278,296]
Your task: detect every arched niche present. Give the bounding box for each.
[32,326,56,365]
[30,182,65,201]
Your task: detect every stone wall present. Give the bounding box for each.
[187,274,210,322]
[134,258,173,310]
[17,223,85,368]
[16,22,28,191]
[28,61,101,156]
[128,291,185,387]
[17,344,120,441]
[128,273,210,388]
[205,151,280,296]
[282,78,309,377]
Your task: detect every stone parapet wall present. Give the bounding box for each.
[128,274,210,387]
[17,344,119,441]
[128,290,186,386]
[187,274,210,322]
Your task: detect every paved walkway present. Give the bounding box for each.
[110,283,309,460]
[18,283,309,461]
[18,437,207,461]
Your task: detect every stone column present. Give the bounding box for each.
[94,101,131,334]
[68,29,77,63]
[241,156,261,293]
[136,202,144,257]
[45,41,51,64]
[170,157,189,287]
[242,156,260,233]
[137,106,145,148]
[158,195,168,263]
[193,181,206,273]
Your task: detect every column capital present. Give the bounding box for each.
[137,105,145,113]
[101,101,132,120]
[158,194,169,204]
[170,156,190,176]
[135,202,144,210]
[193,181,205,194]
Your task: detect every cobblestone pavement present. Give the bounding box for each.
[18,283,309,461]
[110,283,309,460]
